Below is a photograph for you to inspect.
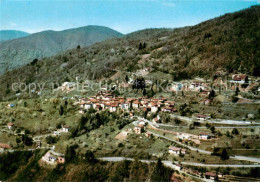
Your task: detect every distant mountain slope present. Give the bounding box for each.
[0,30,30,42]
[0,26,123,74]
[0,6,259,99]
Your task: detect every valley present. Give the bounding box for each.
[0,5,260,182]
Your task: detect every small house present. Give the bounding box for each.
[198,132,212,140]
[200,99,211,105]
[49,156,57,163]
[57,156,65,164]
[134,124,144,134]
[168,147,186,155]
[8,104,15,108]
[196,114,210,121]
[151,104,159,113]
[120,102,130,110]
[231,74,248,84]
[0,143,11,150]
[62,125,70,132]
[152,115,161,123]
[132,100,140,109]
[173,164,182,171]
[161,107,177,113]
[7,123,14,130]
[205,172,216,180]
[145,132,153,138]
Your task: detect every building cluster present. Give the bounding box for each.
[76,91,177,114]
[41,150,65,165]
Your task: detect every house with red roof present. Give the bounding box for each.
[231,74,248,84]
[132,100,140,109]
[0,143,11,150]
[168,146,186,156]
[134,124,144,134]
[7,123,14,130]
[161,107,177,113]
[198,132,214,140]
[205,172,216,180]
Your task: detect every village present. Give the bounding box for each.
[0,71,259,182]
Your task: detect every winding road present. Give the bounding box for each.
[99,157,260,168]
[148,130,260,163]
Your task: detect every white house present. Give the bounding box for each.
[173,164,182,171]
[230,74,248,84]
[134,125,144,134]
[151,104,159,113]
[177,133,192,140]
[84,103,93,110]
[198,132,212,140]
[132,100,140,109]
[62,125,70,133]
[49,156,57,163]
[120,103,130,110]
[168,147,186,155]
[196,114,210,121]
[79,109,85,114]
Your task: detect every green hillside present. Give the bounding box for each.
[0,26,123,75]
[0,6,259,99]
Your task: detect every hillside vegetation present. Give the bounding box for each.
[0,150,174,182]
[0,26,123,75]
[0,6,259,99]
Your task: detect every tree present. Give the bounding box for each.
[150,158,172,182]
[232,128,239,135]
[132,77,146,91]
[65,145,77,163]
[79,116,88,130]
[142,88,147,96]
[209,89,215,99]
[235,87,240,96]
[22,135,33,146]
[24,102,28,107]
[151,158,163,182]
[85,150,97,163]
[220,148,229,160]
[59,105,64,115]
[46,136,57,144]
[16,137,21,144]
[210,126,215,134]
[138,42,143,50]
[125,75,129,83]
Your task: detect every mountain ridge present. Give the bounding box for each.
[0,30,30,42]
[0,5,259,99]
[0,25,123,74]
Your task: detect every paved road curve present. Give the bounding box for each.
[148,131,260,163]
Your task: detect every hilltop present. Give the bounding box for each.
[0,30,30,42]
[0,5,260,99]
[0,26,123,74]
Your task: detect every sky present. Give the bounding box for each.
[0,0,259,34]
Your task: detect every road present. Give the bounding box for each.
[98,157,207,181]
[148,130,260,163]
[149,131,212,154]
[158,123,260,129]
[170,114,259,125]
[99,157,260,168]
[179,161,260,168]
